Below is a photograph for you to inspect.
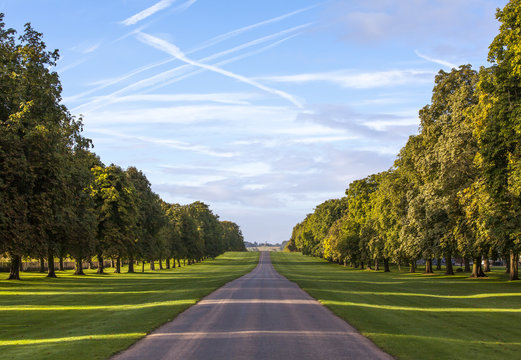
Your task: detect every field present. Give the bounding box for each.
[271,252,521,360]
[247,245,282,252]
[0,252,259,360]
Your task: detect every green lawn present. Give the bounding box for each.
[0,251,259,360]
[271,252,521,360]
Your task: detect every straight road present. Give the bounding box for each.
[112,252,393,360]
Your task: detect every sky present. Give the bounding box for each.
[0,0,509,244]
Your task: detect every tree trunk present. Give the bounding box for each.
[178,258,181,267]
[8,254,21,280]
[183,259,186,266]
[510,250,519,280]
[436,257,442,271]
[464,258,471,272]
[142,261,145,273]
[471,256,486,278]
[445,255,454,275]
[359,261,364,270]
[505,257,510,273]
[47,250,57,278]
[374,259,379,271]
[165,258,170,269]
[128,255,134,273]
[409,261,415,273]
[150,259,155,270]
[19,258,23,272]
[59,256,64,271]
[425,258,433,273]
[74,257,85,275]
[39,256,46,273]
[483,258,490,272]
[97,254,105,274]
[384,258,390,272]
[114,257,121,273]
[172,258,176,268]
[111,258,115,268]
[159,256,163,270]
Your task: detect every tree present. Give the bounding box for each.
[345,175,379,269]
[221,221,246,251]
[60,149,99,275]
[417,66,480,275]
[90,164,137,274]
[126,167,165,272]
[186,201,223,259]
[474,0,521,280]
[0,15,89,279]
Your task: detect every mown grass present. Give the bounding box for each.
[0,251,259,360]
[271,252,521,360]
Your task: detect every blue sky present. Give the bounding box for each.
[1,0,508,244]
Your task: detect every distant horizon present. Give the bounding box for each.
[0,0,508,244]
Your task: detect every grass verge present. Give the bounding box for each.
[0,251,259,360]
[271,252,521,360]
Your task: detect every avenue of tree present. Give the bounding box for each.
[286,0,521,280]
[0,14,246,280]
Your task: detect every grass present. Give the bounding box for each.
[271,252,521,360]
[0,251,259,360]
[247,245,282,252]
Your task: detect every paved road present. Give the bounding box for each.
[112,252,393,360]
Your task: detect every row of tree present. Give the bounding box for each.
[286,0,521,280]
[0,14,245,280]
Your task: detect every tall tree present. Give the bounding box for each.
[126,167,165,272]
[474,0,521,279]
[0,15,89,279]
[418,66,480,275]
[221,221,246,251]
[90,164,137,274]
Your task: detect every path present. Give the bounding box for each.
[112,252,393,360]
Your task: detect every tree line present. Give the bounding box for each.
[0,14,246,280]
[286,0,521,280]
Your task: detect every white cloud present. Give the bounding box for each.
[291,135,357,144]
[243,184,267,190]
[121,0,177,26]
[260,69,435,89]
[362,117,419,131]
[83,104,296,126]
[88,128,236,158]
[92,93,259,105]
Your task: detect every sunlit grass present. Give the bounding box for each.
[271,252,521,360]
[0,333,146,346]
[0,252,259,360]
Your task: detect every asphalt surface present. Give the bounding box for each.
[112,252,393,360]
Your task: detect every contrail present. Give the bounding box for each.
[414,50,456,69]
[71,5,318,105]
[189,3,322,53]
[121,0,177,26]
[147,34,300,93]
[136,32,304,108]
[74,26,307,112]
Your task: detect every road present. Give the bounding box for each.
[112,252,393,360]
